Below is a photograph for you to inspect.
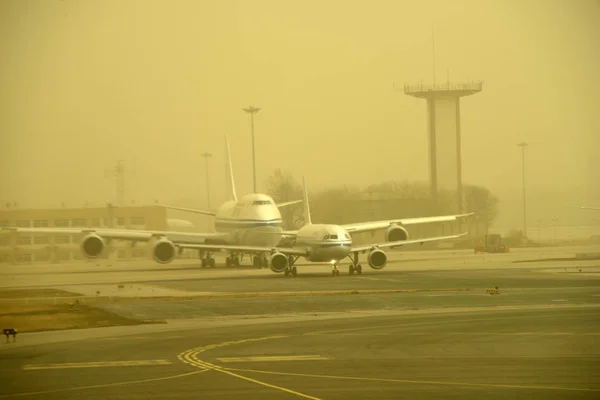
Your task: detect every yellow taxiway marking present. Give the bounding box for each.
[216,355,329,363]
[23,360,172,370]
[0,370,206,398]
[178,336,322,400]
[224,366,600,393]
[176,310,600,396]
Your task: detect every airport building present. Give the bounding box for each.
[0,205,170,264]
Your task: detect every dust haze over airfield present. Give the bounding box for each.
[0,0,598,230]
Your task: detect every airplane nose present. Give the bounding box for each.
[332,243,350,259]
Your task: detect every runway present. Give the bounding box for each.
[1,245,599,399]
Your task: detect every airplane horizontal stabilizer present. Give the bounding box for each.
[276,199,303,208]
[154,204,217,216]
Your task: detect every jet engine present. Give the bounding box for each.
[152,238,177,264]
[269,252,288,273]
[386,225,409,242]
[80,233,105,259]
[367,249,387,270]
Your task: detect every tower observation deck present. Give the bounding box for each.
[403,81,483,214]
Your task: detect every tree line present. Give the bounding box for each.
[265,169,499,232]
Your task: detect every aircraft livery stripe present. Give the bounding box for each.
[300,241,352,246]
[215,221,283,229]
[318,243,352,248]
[215,218,283,223]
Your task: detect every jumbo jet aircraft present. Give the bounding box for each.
[573,206,600,211]
[0,136,300,268]
[166,178,472,277]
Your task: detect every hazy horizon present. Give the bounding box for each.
[1,0,598,231]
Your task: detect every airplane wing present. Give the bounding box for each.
[0,226,226,244]
[350,232,468,253]
[153,204,218,216]
[175,243,310,257]
[341,212,475,234]
[276,200,303,208]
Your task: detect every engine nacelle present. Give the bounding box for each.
[152,238,177,264]
[269,252,288,273]
[367,249,388,270]
[386,225,409,242]
[80,233,105,259]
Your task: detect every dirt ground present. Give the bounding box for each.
[0,289,160,333]
[0,288,83,299]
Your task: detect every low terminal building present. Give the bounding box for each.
[0,205,173,264]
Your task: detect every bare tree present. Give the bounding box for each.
[265,169,304,229]
[462,184,499,228]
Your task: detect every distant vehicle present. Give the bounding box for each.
[474,234,509,253]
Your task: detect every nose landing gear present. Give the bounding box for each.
[331,263,340,276]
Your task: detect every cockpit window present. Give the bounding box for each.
[329,234,338,239]
[252,200,271,205]
[344,233,350,239]
[323,234,330,240]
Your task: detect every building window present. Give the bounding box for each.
[17,237,31,245]
[15,220,30,227]
[91,218,101,227]
[33,220,49,227]
[54,219,69,227]
[34,236,49,245]
[54,236,70,244]
[71,219,86,227]
[116,217,125,226]
[130,217,145,225]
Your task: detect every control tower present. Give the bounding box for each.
[403,81,483,214]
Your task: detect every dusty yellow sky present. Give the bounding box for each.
[1,0,598,229]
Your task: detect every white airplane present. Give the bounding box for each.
[572,206,600,211]
[0,136,300,268]
[154,135,301,267]
[170,177,473,277]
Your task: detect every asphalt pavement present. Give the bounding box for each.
[1,245,599,399]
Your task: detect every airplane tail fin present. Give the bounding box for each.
[301,176,313,225]
[225,135,238,202]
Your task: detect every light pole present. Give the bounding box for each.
[517,142,528,243]
[201,152,212,209]
[243,105,261,193]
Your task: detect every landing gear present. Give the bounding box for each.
[198,250,216,268]
[349,264,362,275]
[252,255,263,268]
[225,256,240,268]
[347,252,362,275]
[201,257,216,268]
[283,256,300,278]
[331,263,340,277]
